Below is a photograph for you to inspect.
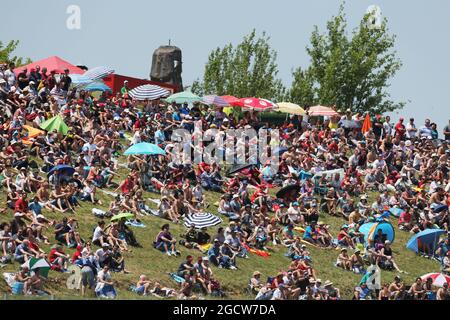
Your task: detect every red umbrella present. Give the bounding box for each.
[420,273,450,287]
[308,105,339,117]
[220,95,241,106]
[237,97,275,111]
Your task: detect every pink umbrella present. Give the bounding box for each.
[420,273,450,287]
[237,97,275,111]
[308,105,339,117]
[202,95,229,107]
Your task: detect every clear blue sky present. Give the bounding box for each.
[3,0,449,132]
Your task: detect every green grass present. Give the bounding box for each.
[0,158,442,300]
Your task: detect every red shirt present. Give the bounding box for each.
[120,178,132,194]
[49,248,64,263]
[395,122,405,137]
[15,197,28,213]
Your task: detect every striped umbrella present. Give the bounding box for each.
[165,91,201,104]
[70,74,93,87]
[202,95,229,107]
[420,273,450,287]
[22,257,51,278]
[237,97,275,112]
[308,105,339,117]
[184,212,222,229]
[129,84,169,101]
[83,66,115,81]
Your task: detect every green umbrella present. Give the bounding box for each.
[39,114,69,135]
[164,91,201,104]
[21,257,51,278]
[110,212,134,222]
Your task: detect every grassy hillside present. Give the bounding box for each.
[0,159,441,300]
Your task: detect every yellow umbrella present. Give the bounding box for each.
[275,102,306,116]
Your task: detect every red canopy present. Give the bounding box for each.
[236,97,275,111]
[14,56,84,75]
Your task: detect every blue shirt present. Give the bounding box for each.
[28,202,42,216]
[303,226,313,240]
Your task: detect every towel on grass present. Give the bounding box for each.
[242,243,270,258]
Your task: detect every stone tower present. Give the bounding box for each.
[150,45,183,92]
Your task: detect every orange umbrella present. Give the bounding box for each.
[361,113,372,134]
[22,125,45,145]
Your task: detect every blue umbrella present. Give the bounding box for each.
[406,229,445,254]
[47,164,75,177]
[84,81,112,92]
[124,142,166,156]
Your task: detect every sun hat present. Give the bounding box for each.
[324,280,333,287]
[253,271,261,276]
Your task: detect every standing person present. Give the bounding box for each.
[60,69,72,96]
[443,119,450,141]
[4,62,16,89]
[383,115,393,137]
[373,115,384,140]
[120,80,129,97]
[406,118,418,140]
[78,253,98,297]
[394,118,406,139]
[419,119,433,139]
[17,68,29,90]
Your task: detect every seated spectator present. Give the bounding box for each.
[336,248,352,270]
[154,224,179,256]
[95,265,117,298]
[49,244,70,272]
[135,275,152,296]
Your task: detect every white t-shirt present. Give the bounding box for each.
[406,123,417,138]
[4,69,16,87]
[92,226,104,242]
[383,122,392,136]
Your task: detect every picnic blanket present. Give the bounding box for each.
[242,243,270,258]
[100,189,118,198]
[125,220,146,228]
[3,272,24,295]
[169,272,185,283]
[199,243,212,251]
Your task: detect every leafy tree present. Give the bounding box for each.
[0,40,31,67]
[192,30,285,101]
[291,4,404,114]
[287,67,316,107]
